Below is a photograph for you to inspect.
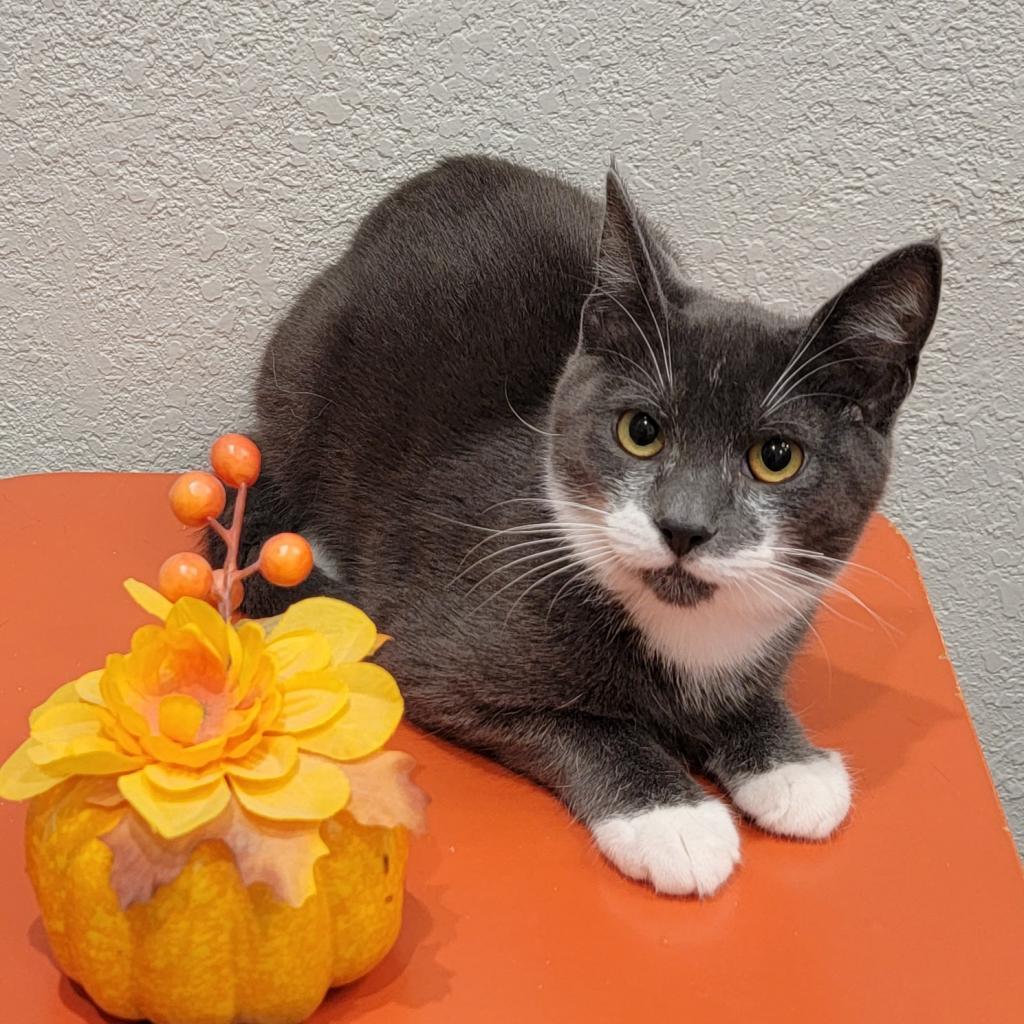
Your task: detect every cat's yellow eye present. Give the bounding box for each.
[616,411,664,458]
[748,437,804,483]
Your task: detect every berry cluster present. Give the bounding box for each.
[161,433,313,618]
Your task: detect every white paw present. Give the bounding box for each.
[730,751,851,840]
[592,800,741,897]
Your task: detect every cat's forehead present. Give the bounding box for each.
[673,297,796,361]
[624,297,806,435]
[667,298,801,394]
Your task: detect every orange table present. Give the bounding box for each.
[0,473,1021,1023]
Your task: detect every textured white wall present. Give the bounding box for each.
[1,1,1020,839]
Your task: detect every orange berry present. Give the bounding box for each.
[211,433,261,488]
[169,472,226,527]
[210,569,245,611]
[260,533,314,587]
[158,552,214,602]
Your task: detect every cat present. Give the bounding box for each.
[213,155,941,896]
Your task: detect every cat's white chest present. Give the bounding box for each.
[601,562,800,684]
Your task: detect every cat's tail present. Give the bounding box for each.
[203,471,337,618]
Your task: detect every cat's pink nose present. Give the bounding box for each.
[657,521,716,559]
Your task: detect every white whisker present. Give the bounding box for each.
[505,546,617,623]
[472,546,612,613]
[590,346,664,400]
[765,353,893,418]
[762,297,839,409]
[587,285,667,394]
[464,543,575,598]
[484,496,608,518]
[764,562,899,641]
[458,521,607,566]
[504,378,561,438]
[544,554,618,622]
[767,546,906,593]
[744,572,829,663]
[451,536,582,586]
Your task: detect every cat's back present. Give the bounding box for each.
[256,156,599,477]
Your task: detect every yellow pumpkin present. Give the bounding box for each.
[27,780,408,1024]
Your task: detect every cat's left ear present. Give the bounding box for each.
[805,241,942,431]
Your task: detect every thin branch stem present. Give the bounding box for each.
[219,483,248,619]
[206,518,231,544]
[236,560,263,582]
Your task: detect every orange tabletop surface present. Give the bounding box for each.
[0,472,1021,1024]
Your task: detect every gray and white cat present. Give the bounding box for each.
[216,155,941,896]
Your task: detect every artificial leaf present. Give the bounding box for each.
[101,798,329,909]
[344,750,428,834]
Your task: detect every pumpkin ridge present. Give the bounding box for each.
[25,781,409,1023]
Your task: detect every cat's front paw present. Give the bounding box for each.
[730,751,851,840]
[591,800,740,897]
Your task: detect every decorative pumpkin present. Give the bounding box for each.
[26,780,408,1024]
[0,435,427,1024]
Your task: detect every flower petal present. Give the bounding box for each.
[118,771,231,839]
[27,739,145,776]
[270,687,347,734]
[276,665,349,695]
[294,663,403,762]
[165,597,230,662]
[222,700,262,739]
[224,735,298,782]
[28,669,103,726]
[0,739,67,800]
[124,578,172,620]
[30,700,110,738]
[225,621,243,683]
[139,732,226,768]
[225,727,265,761]
[75,669,105,705]
[231,754,350,822]
[99,656,150,737]
[158,694,204,744]
[264,631,331,679]
[108,720,145,756]
[130,624,163,654]
[234,621,268,698]
[143,761,226,793]
[268,597,378,664]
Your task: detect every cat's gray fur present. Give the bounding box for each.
[212,155,941,894]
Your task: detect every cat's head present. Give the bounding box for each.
[547,168,941,646]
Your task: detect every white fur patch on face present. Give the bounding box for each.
[592,799,741,897]
[604,501,675,570]
[545,480,820,679]
[729,751,851,840]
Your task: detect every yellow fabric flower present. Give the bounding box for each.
[0,585,403,841]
